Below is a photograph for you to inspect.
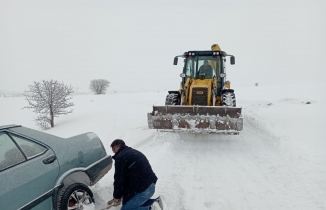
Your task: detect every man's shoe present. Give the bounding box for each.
[150,201,162,210]
[155,196,164,210]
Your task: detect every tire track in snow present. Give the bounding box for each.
[145,111,324,210]
[147,132,188,210]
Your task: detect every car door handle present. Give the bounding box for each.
[43,155,57,164]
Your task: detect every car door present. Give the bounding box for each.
[0,131,60,210]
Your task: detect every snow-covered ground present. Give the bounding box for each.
[0,82,325,210]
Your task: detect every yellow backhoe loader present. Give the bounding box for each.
[147,44,243,134]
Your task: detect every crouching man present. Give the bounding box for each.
[111,139,163,210]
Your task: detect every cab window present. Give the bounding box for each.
[197,58,217,79]
[185,57,197,78]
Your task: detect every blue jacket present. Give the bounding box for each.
[112,145,158,204]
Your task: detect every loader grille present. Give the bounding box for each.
[192,88,208,105]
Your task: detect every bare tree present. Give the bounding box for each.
[89,79,110,94]
[23,80,74,130]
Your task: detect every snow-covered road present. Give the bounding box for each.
[142,117,325,210]
[1,83,325,210]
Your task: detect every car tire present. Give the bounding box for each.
[57,183,94,210]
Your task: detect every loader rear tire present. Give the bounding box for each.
[165,94,180,105]
[222,92,236,107]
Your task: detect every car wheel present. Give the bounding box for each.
[57,183,94,210]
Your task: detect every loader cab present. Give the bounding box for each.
[183,51,223,78]
[174,50,235,96]
[182,51,224,87]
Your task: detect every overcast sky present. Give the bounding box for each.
[1,0,325,93]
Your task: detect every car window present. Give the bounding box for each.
[0,132,25,171]
[11,134,47,158]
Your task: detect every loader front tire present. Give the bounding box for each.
[165,93,180,105]
[222,92,236,107]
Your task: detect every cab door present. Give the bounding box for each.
[0,132,60,210]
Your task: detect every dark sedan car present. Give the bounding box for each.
[0,125,113,210]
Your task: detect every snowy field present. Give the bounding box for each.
[0,82,326,210]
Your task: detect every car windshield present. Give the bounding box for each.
[185,56,221,79]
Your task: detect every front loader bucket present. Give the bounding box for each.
[148,105,243,134]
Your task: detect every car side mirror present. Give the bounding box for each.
[173,57,178,65]
[230,56,235,65]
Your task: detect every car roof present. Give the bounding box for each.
[0,124,22,130]
[0,125,66,147]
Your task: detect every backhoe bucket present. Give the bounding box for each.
[148,105,243,134]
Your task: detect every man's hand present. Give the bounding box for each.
[107,198,122,206]
[113,198,122,205]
